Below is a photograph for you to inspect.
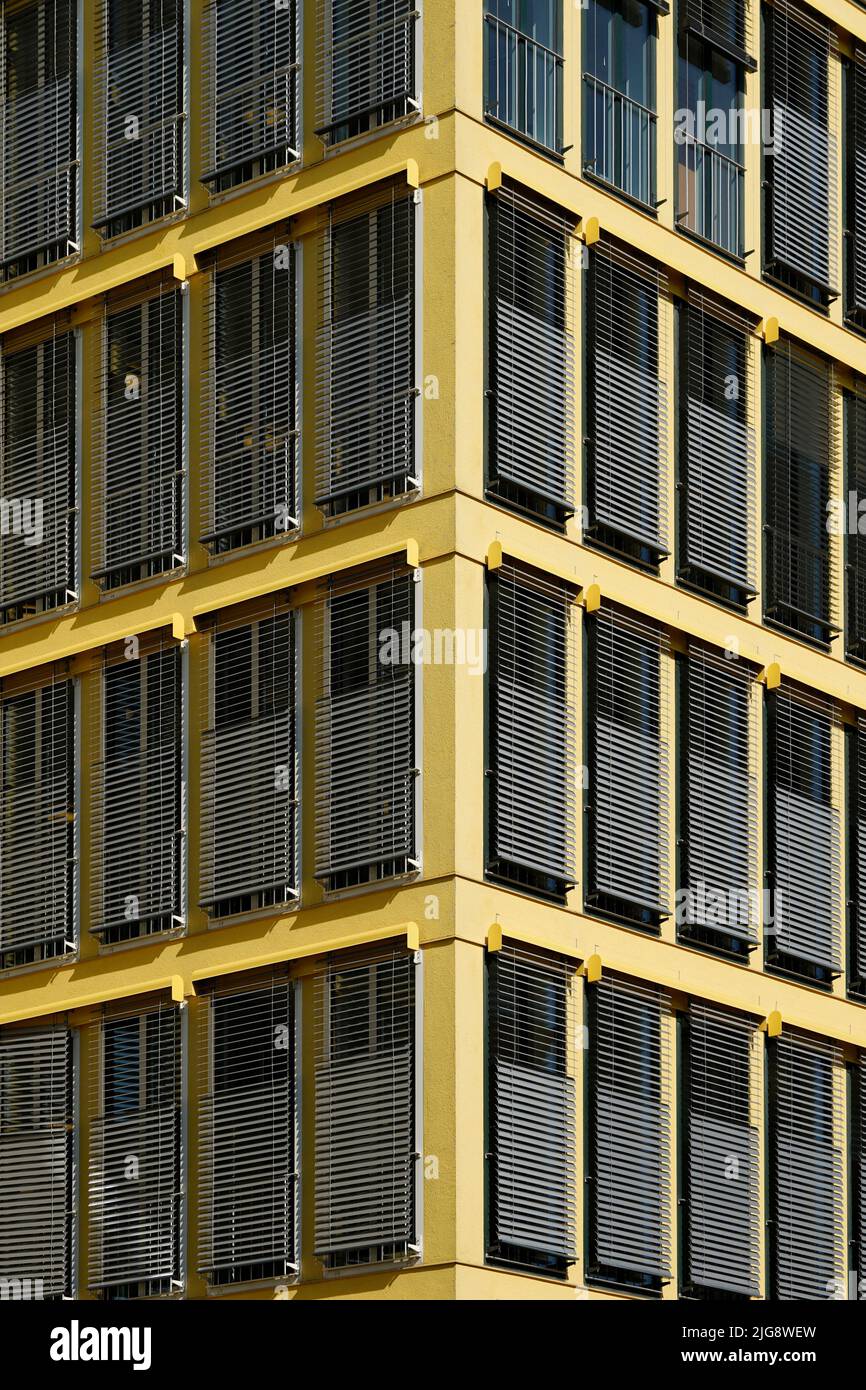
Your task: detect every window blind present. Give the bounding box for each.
[198,972,297,1284]
[851,718,866,993]
[316,0,417,144]
[847,51,866,322]
[846,388,866,662]
[316,180,417,516]
[683,0,754,63]
[199,599,298,917]
[487,183,575,523]
[487,943,576,1269]
[314,947,418,1267]
[0,1022,73,1298]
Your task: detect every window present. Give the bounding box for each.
[198,974,297,1286]
[316,181,418,518]
[88,1002,182,1298]
[94,281,183,590]
[487,943,576,1276]
[484,0,564,154]
[487,558,577,900]
[766,684,841,983]
[763,340,836,646]
[313,948,419,1269]
[678,292,756,606]
[679,643,758,958]
[682,1001,760,1298]
[314,564,418,893]
[849,719,866,999]
[846,50,866,325]
[0,669,74,969]
[770,1029,844,1300]
[0,320,77,624]
[846,388,866,663]
[586,604,670,929]
[675,0,755,258]
[0,1022,73,1299]
[0,0,76,281]
[90,640,183,944]
[583,0,662,207]
[202,236,298,554]
[200,600,298,920]
[486,183,575,525]
[584,238,668,567]
[587,974,671,1292]
[317,0,417,146]
[763,0,837,308]
[202,0,299,193]
[93,0,184,238]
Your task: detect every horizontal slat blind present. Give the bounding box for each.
[88,1000,181,1291]
[315,564,417,885]
[201,235,298,552]
[765,0,838,294]
[591,974,671,1281]
[0,668,74,957]
[856,718,866,986]
[682,643,758,943]
[202,0,299,186]
[686,1001,760,1296]
[0,322,76,617]
[588,604,670,918]
[316,0,417,142]
[316,181,417,514]
[769,685,841,972]
[200,600,298,914]
[488,944,576,1263]
[93,282,183,585]
[314,947,418,1263]
[0,1022,72,1298]
[683,0,753,58]
[849,51,866,317]
[0,0,76,270]
[489,559,577,888]
[90,640,183,939]
[488,184,575,515]
[772,1029,845,1301]
[586,239,668,558]
[681,291,756,594]
[93,0,184,231]
[847,389,866,660]
[859,1059,866,1300]
[198,973,297,1281]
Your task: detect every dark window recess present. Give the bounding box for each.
[846,51,866,325]
[316,0,417,145]
[846,390,866,663]
[675,30,747,259]
[484,0,564,155]
[850,720,866,999]
[583,0,659,207]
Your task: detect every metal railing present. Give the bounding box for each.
[583,73,656,207]
[484,12,563,155]
[676,134,744,258]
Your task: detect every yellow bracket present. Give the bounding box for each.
[760,662,782,690]
[760,316,780,344]
[486,162,503,192]
[761,1010,783,1037]
[172,250,198,282]
[580,954,602,983]
[487,922,503,953]
[579,216,600,246]
[581,583,601,613]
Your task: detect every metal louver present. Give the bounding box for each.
[487,943,576,1266]
[0,1022,73,1298]
[487,183,575,521]
[587,604,670,922]
[0,319,77,622]
[201,234,298,553]
[682,0,754,61]
[201,0,299,190]
[314,947,419,1266]
[771,1029,845,1301]
[685,1001,760,1296]
[90,638,183,942]
[316,0,417,144]
[198,972,297,1284]
[0,667,74,961]
[0,0,77,276]
[88,1000,182,1294]
[854,719,866,990]
[764,339,837,644]
[488,559,577,894]
[847,388,866,662]
[589,973,671,1285]
[681,643,758,947]
[679,291,756,599]
[859,1059,866,1299]
[93,280,183,588]
[848,52,866,322]
[199,598,298,917]
[765,0,838,297]
[314,563,418,891]
[586,239,668,562]
[768,684,841,974]
[93,0,184,235]
[316,180,418,516]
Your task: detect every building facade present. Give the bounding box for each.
[0,0,865,1302]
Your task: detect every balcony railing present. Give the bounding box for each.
[583,73,656,208]
[484,12,563,155]
[676,135,744,258]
